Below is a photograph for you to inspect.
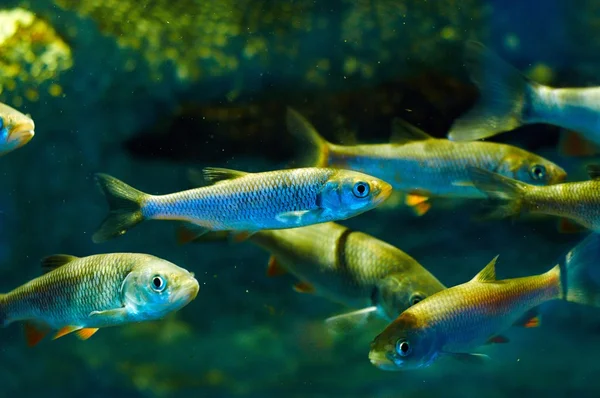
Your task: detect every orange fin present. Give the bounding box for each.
[75,328,99,340]
[293,281,316,294]
[266,256,287,277]
[486,335,509,344]
[231,231,256,243]
[560,131,599,157]
[24,321,50,347]
[53,325,82,340]
[405,194,428,206]
[557,218,586,234]
[175,223,209,245]
[405,194,431,216]
[514,314,541,328]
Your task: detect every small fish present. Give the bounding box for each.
[468,165,600,231]
[187,222,446,333]
[448,41,600,154]
[0,253,199,346]
[0,102,35,156]
[286,108,565,216]
[369,233,600,371]
[92,167,392,243]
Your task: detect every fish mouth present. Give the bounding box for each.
[171,278,200,305]
[374,182,393,204]
[368,351,400,371]
[7,122,35,148]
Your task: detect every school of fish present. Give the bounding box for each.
[2,39,600,382]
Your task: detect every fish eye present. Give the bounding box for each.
[396,339,411,357]
[151,275,167,292]
[410,294,424,306]
[352,182,370,198]
[530,165,546,180]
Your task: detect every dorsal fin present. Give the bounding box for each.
[586,164,600,180]
[187,168,205,187]
[390,119,433,143]
[470,255,498,282]
[202,167,249,184]
[41,255,79,274]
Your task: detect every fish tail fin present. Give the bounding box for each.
[467,166,528,219]
[448,41,539,142]
[285,107,331,167]
[92,173,147,243]
[559,233,600,307]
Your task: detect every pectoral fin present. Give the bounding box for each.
[405,194,431,216]
[293,281,316,294]
[324,306,378,335]
[442,352,490,364]
[276,209,324,226]
[557,218,586,234]
[89,308,129,323]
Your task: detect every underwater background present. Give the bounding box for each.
[1,0,600,396]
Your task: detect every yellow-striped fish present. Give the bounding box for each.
[92,167,392,243]
[369,233,600,371]
[188,222,445,332]
[286,108,565,216]
[0,102,34,156]
[0,253,199,346]
[468,165,600,231]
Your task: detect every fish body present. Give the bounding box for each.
[369,233,600,371]
[0,253,199,346]
[285,108,566,215]
[244,222,446,318]
[447,41,600,147]
[0,102,35,156]
[93,167,392,243]
[468,165,600,231]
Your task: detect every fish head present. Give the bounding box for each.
[369,311,439,371]
[319,171,392,216]
[121,257,199,320]
[498,151,566,186]
[375,272,446,320]
[0,103,35,156]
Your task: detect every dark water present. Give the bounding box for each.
[1,1,600,397]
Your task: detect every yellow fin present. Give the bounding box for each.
[24,321,50,347]
[405,194,431,216]
[53,325,82,340]
[471,255,498,282]
[75,328,99,340]
[175,223,210,245]
[266,256,287,277]
[521,315,541,328]
[293,281,316,294]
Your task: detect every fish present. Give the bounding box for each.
[286,108,566,216]
[368,232,600,371]
[447,41,600,155]
[0,253,199,347]
[92,167,392,243]
[186,222,446,333]
[0,102,35,156]
[468,165,600,232]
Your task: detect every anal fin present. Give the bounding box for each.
[53,325,82,340]
[175,223,210,245]
[24,321,51,347]
[514,309,541,328]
